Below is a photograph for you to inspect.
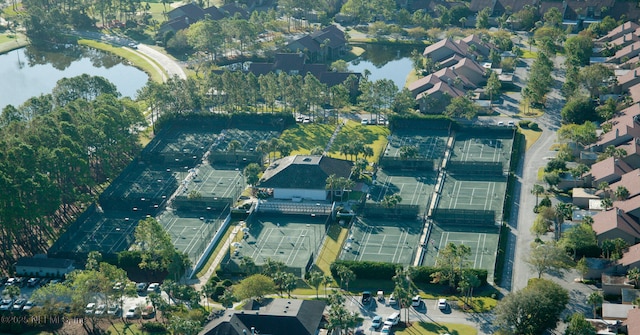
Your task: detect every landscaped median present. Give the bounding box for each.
[395,321,478,335]
[78,39,165,83]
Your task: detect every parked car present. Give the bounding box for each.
[0,298,13,311]
[85,302,96,314]
[361,291,372,306]
[94,304,107,316]
[381,325,392,334]
[136,282,148,293]
[12,298,27,311]
[5,278,16,286]
[437,298,448,310]
[411,295,422,307]
[22,301,35,311]
[388,293,396,306]
[125,307,139,319]
[112,282,123,291]
[107,304,121,316]
[147,283,160,293]
[371,315,383,329]
[27,278,39,287]
[141,305,155,319]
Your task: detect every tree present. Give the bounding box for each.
[561,95,597,124]
[322,275,333,296]
[486,71,501,107]
[543,171,560,190]
[561,223,598,258]
[243,163,262,188]
[628,267,640,288]
[580,64,614,98]
[557,122,597,147]
[601,197,613,211]
[576,257,589,282]
[431,242,471,291]
[134,217,176,273]
[336,265,356,292]
[615,186,630,201]
[475,8,490,29]
[564,34,594,66]
[531,214,551,237]
[445,96,478,119]
[398,145,419,159]
[227,139,241,164]
[587,291,603,318]
[494,278,569,335]
[526,241,573,278]
[531,184,544,207]
[234,274,276,301]
[308,271,324,299]
[393,267,414,324]
[565,312,596,335]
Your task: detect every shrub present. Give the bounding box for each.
[330,260,401,281]
[411,266,488,286]
[212,285,225,300]
[529,122,539,131]
[141,322,167,333]
[222,279,233,287]
[518,120,531,128]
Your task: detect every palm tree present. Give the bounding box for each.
[308,271,324,299]
[336,265,355,292]
[601,197,613,211]
[531,184,545,207]
[615,186,630,201]
[256,140,269,164]
[587,291,603,318]
[322,275,333,297]
[628,267,640,288]
[326,174,338,202]
[227,140,241,164]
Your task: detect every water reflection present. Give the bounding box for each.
[349,44,421,90]
[1,45,149,109]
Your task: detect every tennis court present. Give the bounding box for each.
[384,130,449,160]
[368,170,436,212]
[437,174,506,213]
[210,129,280,152]
[422,225,500,281]
[450,133,513,164]
[339,217,423,265]
[181,164,244,200]
[236,214,327,269]
[157,209,228,265]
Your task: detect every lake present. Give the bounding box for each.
[349,44,422,91]
[0,45,149,109]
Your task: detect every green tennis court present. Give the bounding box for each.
[182,164,245,199]
[157,210,228,265]
[368,170,436,212]
[339,217,423,265]
[422,225,499,282]
[438,174,506,212]
[384,131,449,160]
[450,133,513,164]
[238,214,327,269]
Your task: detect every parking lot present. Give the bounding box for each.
[0,277,170,319]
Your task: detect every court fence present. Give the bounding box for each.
[447,161,505,176]
[378,157,436,171]
[172,196,236,213]
[361,203,421,219]
[255,200,333,216]
[208,151,263,166]
[432,208,497,226]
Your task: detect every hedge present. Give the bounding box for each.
[411,266,488,286]
[330,260,401,281]
[141,322,167,333]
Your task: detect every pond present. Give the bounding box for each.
[349,44,422,91]
[0,45,149,109]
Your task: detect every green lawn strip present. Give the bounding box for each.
[315,223,348,277]
[106,321,167,335]
[78,39,164,83]
[280,123,334,155]
[519,127,542,150]
[194,222,235,278]
[328,120,390,163]
[0,33,28,54]
[522,49,538,59]
[394,321,477,335]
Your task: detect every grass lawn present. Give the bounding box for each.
[328,120,390,163]
[78,39,164,83]
[405,68,420,88]
[522,49,537,59]
[518,98,544,117]
[280,123,335,156]
[107,321,168,335]
[0,33,28,54]
[519,127,542,150]
[394,321,477,335]
[315,223,348,276]
[194,222,236,278]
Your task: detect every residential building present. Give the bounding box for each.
[592,208,640,245]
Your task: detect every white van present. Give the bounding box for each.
[384,312,400,327]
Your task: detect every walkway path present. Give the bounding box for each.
[189,223,242,293]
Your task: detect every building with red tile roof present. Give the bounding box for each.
[592,104,640,150]
[592,208,640,245]
[588,157,634,186]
